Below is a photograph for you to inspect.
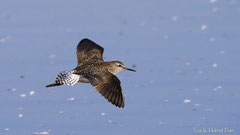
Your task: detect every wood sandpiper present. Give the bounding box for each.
[46,38,136,108]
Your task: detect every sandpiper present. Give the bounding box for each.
[46,38,136,108]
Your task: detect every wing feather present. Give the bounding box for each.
[84,71,124,108]
[76,39,104,66]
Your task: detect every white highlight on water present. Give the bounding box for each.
[184,99,191,103]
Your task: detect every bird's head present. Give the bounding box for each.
[108,61,136,75]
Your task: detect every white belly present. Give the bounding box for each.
[78,75,90,83]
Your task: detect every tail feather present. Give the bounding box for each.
[46,70,80,88]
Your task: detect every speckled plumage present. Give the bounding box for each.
[46,38,136,108]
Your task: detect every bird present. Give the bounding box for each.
[46,38,136,108]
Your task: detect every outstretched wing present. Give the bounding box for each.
[76,38,104,66]
[84,71,124,108]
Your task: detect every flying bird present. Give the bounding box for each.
[46,38,136,108]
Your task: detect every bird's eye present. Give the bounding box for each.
[118,64,122,67]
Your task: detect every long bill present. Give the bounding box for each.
[124,67,136,72]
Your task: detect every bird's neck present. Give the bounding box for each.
[104,62,121,75]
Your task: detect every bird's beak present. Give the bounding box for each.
[124,67,136,72]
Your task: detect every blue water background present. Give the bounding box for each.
[0,0,240,134]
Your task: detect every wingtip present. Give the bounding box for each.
[79,38,92,44]
[114,101,124,108]
[81,38,90,41]
[97,89,125,109]
[118,104,124,108]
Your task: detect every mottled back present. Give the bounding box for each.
[77,38,104,66]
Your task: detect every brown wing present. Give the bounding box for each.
[84,71,124,108]
[76,38,104,66]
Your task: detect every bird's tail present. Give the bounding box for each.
[46,70,80,88]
